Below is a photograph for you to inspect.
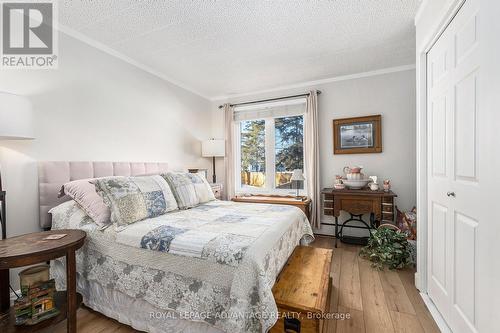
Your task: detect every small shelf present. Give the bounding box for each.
[0,291,82,333]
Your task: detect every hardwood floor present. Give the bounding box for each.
[313,236,439,333]
[53,235,439,333]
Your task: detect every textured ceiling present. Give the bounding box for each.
[60,0,420,99]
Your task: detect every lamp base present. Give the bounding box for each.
[0,190,5,240]
[212,156,217,183]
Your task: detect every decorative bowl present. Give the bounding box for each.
[342,178,371,189]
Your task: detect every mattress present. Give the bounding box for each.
[50,200,314,333]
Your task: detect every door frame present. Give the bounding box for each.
[415,0,466,294]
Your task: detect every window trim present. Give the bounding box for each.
[234,115,307,196]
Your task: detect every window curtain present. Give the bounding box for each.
[223,103,236,200]
[304,90,320,228]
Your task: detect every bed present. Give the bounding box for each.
[39,161,314,333]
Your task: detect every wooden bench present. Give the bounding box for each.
[270,246,333,333]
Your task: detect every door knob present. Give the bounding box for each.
[447,191,456,197]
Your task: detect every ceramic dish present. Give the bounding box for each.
[342,178,371,189]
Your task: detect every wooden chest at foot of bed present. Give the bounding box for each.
[270,246,333,333]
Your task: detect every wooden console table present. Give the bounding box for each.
[321,188,397,247]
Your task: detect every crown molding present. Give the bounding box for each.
[57,24,211,100]
[210,64,416,101]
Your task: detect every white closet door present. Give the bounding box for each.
[427,20,453,322]
[427,0,480,332]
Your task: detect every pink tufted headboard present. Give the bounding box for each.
[38,161,169,229]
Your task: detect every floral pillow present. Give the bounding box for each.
[161,172,215,209]
[93,175,178,230]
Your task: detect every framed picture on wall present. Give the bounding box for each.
[333,115,382,154]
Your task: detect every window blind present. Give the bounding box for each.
[233,98,306,121]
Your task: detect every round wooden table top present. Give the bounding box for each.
[0,229,86,269]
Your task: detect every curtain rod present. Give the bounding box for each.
[218,90,321,109]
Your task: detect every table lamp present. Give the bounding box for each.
[0,92,34,240]
[201,139,225,183]
[291,169,305,199]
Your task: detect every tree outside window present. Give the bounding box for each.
[239,115,304,192]
[240,119,266,188]
[275,115,304,189]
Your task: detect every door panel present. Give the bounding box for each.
[454,71,478,182]
[427,1,480,332]
[431,96,447,177]
[430,202,447,292]
[456,15,478,64]
[430,44,449,88]
[453,212,477,329]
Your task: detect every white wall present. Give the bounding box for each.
[0,32,212,285]
[212,69,416,234]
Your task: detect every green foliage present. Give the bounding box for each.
[241,120,266,172]
[240,116,304,174]
[275,115,304,172]
[359,227,412,270]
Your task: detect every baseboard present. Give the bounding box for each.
[414,272,421,290]
[419,292,452,333]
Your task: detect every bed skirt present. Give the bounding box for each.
[52,260,224,333]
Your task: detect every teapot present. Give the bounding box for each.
[343,166,364,180]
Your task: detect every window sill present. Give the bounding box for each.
[236,189,307,197]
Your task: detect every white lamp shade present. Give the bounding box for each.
[290,169,305,181]
[202,139,225,157]
[0,92,34,140]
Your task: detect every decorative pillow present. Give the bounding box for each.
[191,172,216,203]
[161,172,215,209]
[93,175,178,230]
[59,178,111,228]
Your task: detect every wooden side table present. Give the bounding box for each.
[321,188,397,247]
[0,229,86,333]
[232,194,311,220]
[210,183,223,199]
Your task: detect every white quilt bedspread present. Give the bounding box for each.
[50,200,314,333]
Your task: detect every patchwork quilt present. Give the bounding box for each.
[117,200,299,267]
[50,200,314,333]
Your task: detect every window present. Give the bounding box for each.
[275,115,304,190]
[236,100,305,194]
[240,119,266,189]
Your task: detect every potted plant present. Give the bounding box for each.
[359,225,412,270]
